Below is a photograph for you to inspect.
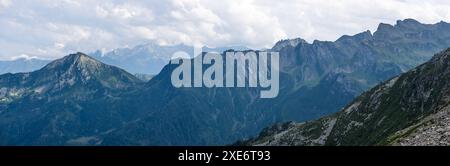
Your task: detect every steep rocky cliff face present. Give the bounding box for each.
[243,48,450,146]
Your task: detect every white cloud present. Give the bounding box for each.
[0,0,11,9]
[1,0,450,59]
[95,3,153,21]
[10,54,40,61]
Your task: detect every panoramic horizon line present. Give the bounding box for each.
[1,18,447,62]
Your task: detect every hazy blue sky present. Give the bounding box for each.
[1,0,450,59]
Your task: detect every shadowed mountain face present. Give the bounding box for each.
[262,19,450,121]
[1,19,450,145]
[243,48,450,146]
[100,19,450,145]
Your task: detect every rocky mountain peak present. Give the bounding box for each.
[42,52,101,71]
[24,52,142,91]
[375,23,395,33]
[396,18,422,26]
[272,38,308,51]
[336,30,373,42]
[394,18,429,31]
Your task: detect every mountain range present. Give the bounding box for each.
[242,48,450,146]
[89,44,249,75]
[1,19,450,145]
[0,44,248,76]
[0,58,50,74]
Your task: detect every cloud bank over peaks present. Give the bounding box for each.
[0,0,450,60]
